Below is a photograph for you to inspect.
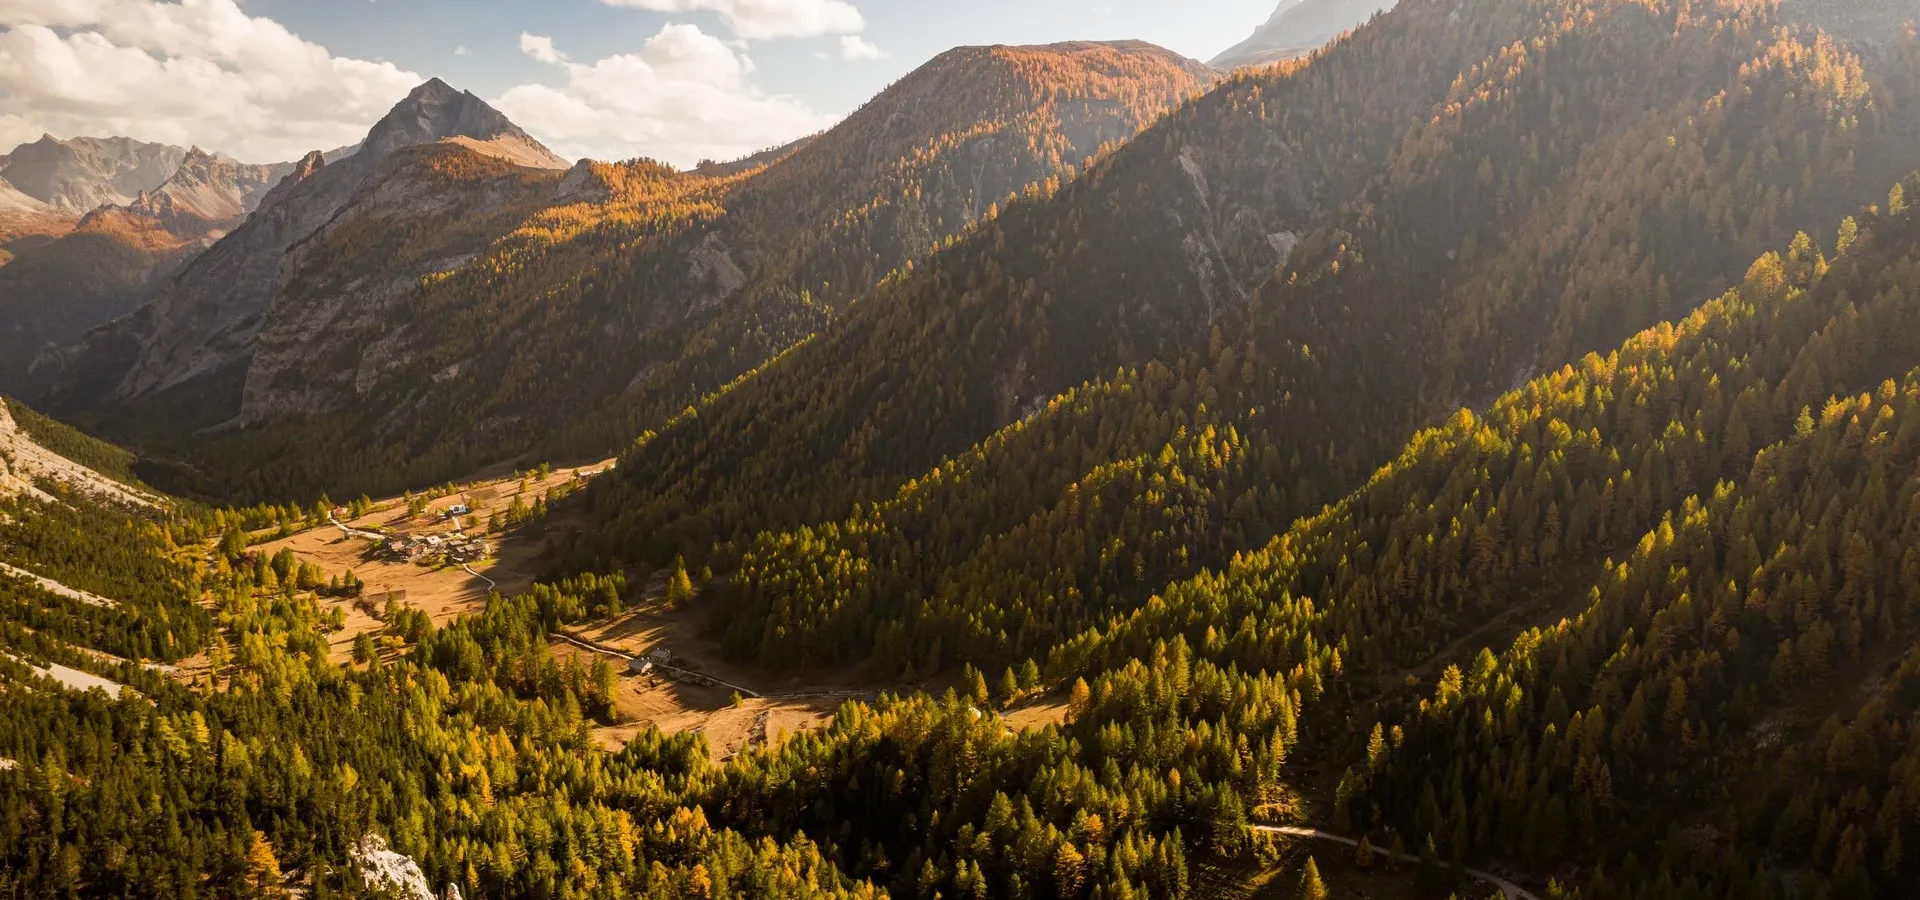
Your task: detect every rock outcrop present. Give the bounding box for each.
[350,834,450,900]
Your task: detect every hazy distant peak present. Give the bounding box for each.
[1210,0,1393,70]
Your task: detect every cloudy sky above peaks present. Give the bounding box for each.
[0,0,1273,167]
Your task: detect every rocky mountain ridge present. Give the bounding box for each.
[0,135,188,213]
[111,148,292,233]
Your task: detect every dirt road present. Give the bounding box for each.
[1249,826,1539,900]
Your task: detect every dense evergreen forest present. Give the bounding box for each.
[576,0,1920,675]
[4,0,1920,898]
[580,0,1917,573]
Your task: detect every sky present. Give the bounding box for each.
[0,0,1280,168]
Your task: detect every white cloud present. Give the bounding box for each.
[600,0,865,40]
[838,35,884,61]
[0,0,421,163]
[454,45,470,57]
[518,33,567,65]
[496,24,833,167]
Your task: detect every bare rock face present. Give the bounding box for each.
[556,159,614,203]
[40,79,572,415]
[0,135,188,213]
[683,234,749,314]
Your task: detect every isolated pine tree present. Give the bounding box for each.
[1297,856,1329,900]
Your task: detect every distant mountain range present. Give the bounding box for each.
[0,135,188,213]
[0,142,291,390]
[0,132,375,391]
[33,79,570,417]
[1210,0,1394,69]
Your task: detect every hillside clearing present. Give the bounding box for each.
[255,460,612,661]
[4,653,128,698]
[552,589,902,760]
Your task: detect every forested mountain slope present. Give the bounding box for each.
[576,0,1919,637]
[9,188,1917,900]
[66,41,1215,502]
[1057,185,1920,900]
[6,5,1920,897]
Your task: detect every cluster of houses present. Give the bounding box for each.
[382,532,489,565]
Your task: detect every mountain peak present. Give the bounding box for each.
[361,78,569,170]
[412,77,457,97]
